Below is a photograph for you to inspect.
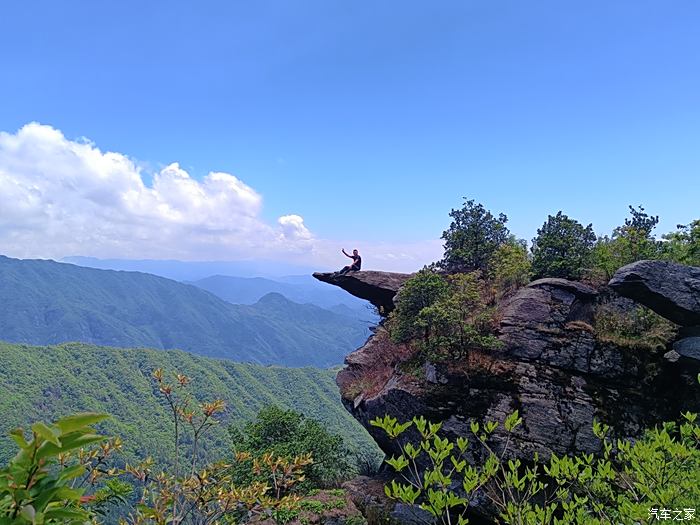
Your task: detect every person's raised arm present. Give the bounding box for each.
[342,249,351,258]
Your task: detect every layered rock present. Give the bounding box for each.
[313,271,412,314]
[324,270,700,465]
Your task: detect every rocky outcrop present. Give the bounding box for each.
[313,271,412,314]
[314,262,700,522]
[673,336,700,361]
[609,260,700,326]
[610,260,700,363]
[319,271,700,466]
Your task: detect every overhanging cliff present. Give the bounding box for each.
[313,271,412,315]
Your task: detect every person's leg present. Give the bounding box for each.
[338,265,350,274]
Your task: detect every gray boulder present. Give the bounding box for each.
[673,337,700,362]
[609,260,700,326]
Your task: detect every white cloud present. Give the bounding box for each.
[278,214,312,241]
[0,123,440,272]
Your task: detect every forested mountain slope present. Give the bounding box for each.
[0,341,381,465]
[0,255,370,366]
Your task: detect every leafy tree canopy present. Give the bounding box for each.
[489,237,531,295]
[590,205,662,280]
[531,211,596,280]
[662,219,700,266]
[440,199,511,273]
[228,405,353,489]
[618,204,659,238]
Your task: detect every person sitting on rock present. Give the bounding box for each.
[338,249,361,274]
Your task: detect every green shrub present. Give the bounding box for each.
[372,377,700,525]
[416,273,501,360]
[595,305,677,350]
[489,239,532,295]
[389,269,451,344]
[389,271,500,362]
[228,405,353,490]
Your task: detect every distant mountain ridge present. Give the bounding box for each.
[189,274,375,317]
[61,256,318,280]
[0,255,370,367]
[63,256,375,317]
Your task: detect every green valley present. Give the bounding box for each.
[0,341,381,466]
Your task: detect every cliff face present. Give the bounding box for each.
[315,265,700,463]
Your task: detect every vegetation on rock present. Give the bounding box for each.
[594,304,677,350]
[388,270,500,362]
[372,375,700,525]
[388,200,700,369]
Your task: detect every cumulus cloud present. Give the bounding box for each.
[0,122,311,260]
[0,123,440,272]
[278,214,312,241]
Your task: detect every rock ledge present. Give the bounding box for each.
[609,260,700,326]
[313,270,412,314]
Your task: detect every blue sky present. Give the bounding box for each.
[0,1,698,271]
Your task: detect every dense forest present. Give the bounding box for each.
[0,341,381,467]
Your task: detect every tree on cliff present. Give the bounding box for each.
[490,237,532,294]
[389,268,450,344]
[590,205,662,280]
[440,199,511,273]
[663,218,700,265]
[389,269,500,359]
[531,211,596,279]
